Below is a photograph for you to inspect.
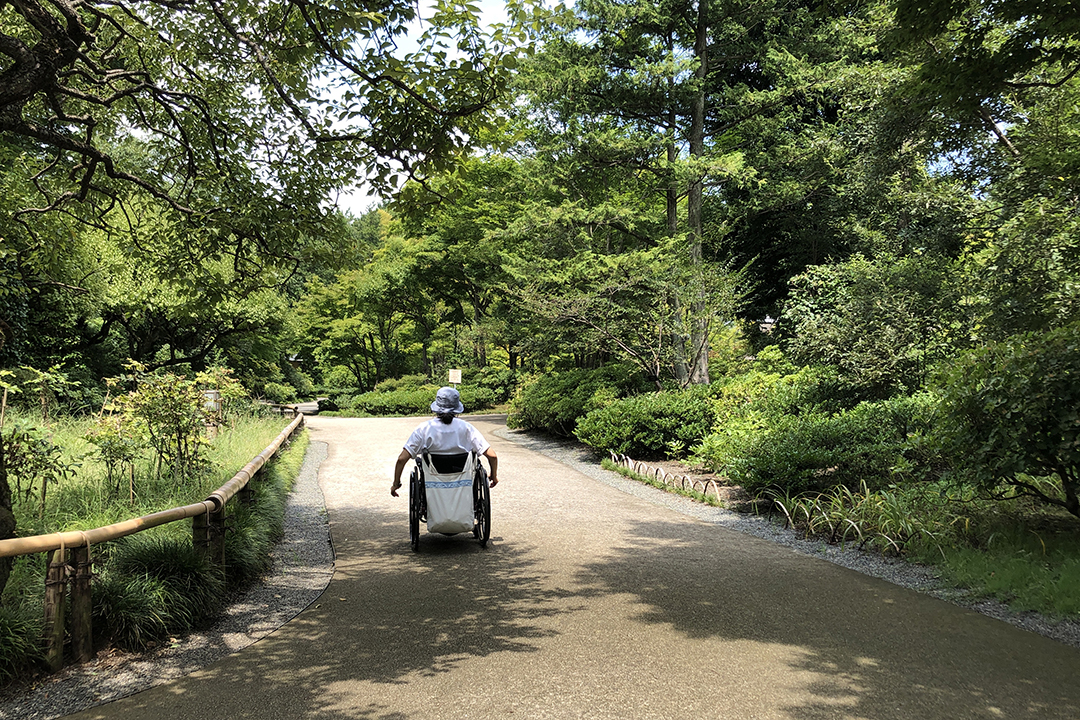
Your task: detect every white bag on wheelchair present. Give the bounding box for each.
[422,452,476,534]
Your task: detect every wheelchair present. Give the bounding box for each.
[408,450,491,552]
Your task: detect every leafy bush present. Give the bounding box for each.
[465,367,519,404]
[507,365,647,436]
[373,375,430,393]
[575,385,718,458]
[347,380,496,416]
[934,322,1080,519]
[702,393,938,496]
[262,381,297,403]
[784,254,964,397]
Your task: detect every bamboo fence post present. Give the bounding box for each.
[238,473,254,506]
[70,545,94,663]
[209,503,227,567]
[193,509,211,561]
[43,547,68,672]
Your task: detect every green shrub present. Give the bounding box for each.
[692,364,856,472]
[345,377,497,416]
[575,385,718,458]
[373,374,430,393]
[262,381,297,403]
[703,393,938,495]
[465,367,519,404]
[347,386,435,415]
[934,321,1080,519]
[507,365,646,436]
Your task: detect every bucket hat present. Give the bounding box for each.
[431,386,464,415]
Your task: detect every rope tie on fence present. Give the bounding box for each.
[45,534,69,587]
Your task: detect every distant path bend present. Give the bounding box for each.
[65,415,1080,720]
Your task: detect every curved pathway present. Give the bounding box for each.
[65,415,1080,719]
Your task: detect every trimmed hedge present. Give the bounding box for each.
[346,384,496,416]
[575,385,718,459]
[507,365,647,436]
[700,392,938,495]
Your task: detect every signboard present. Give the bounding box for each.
[448,369,462,384]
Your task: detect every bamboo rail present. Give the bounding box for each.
[0,412,306,671]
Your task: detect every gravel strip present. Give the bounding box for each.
[496,426,1080,650]
[0,441,334,720]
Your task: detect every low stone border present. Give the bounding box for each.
[608,452,727,501]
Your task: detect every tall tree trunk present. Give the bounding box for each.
[687,0,710,385]
[667,48,690,386]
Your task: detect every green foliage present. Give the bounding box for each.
[464,367,520,404]
[0,603,41,681]
[195,367,250,426]
[768,481,941,556]
[109,363,211,484]
[919,510,1080,617]
[224,430,305,587]
[934,322,1080,518]
[575,385,718,459]
[700,392,938,496]
[93,534,226,651]
[3,420,80,520]
[346,383,496,417]
[262,382,297,404]
[784,254,964,397]
[507,365,647,436]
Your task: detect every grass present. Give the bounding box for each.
[0,409,307,680]
[15,412,288,537]
[908,504,1080,617]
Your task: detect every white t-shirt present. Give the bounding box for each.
[403,417,490,458]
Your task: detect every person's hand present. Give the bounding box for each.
[489,476,499,488]
[390,479,402,497]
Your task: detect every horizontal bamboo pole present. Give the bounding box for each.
[0,413,305,559]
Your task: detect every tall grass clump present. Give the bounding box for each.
[93,533,226,651]
[0,602,42,681]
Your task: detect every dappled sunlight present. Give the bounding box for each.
[572,518,1080,720]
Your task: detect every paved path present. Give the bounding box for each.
[67,416,1080,719]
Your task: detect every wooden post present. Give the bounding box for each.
[70,546,94,664]
[209,504,227,567]
[238,470,256,506]
[43,548,68,672]
[193,510,211,561]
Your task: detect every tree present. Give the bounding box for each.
[784,253,965,398]
[0,0,532,357]
[935,322,1080,520]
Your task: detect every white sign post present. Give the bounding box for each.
[448,369,462,385]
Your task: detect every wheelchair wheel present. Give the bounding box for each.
[473,465,491,548]
[409,467,423,552]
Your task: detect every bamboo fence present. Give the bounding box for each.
[0,412,306,672]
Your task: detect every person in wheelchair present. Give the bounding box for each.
[390,386,499,497]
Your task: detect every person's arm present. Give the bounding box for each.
[483,447,499,488]
[391,448,411,497]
